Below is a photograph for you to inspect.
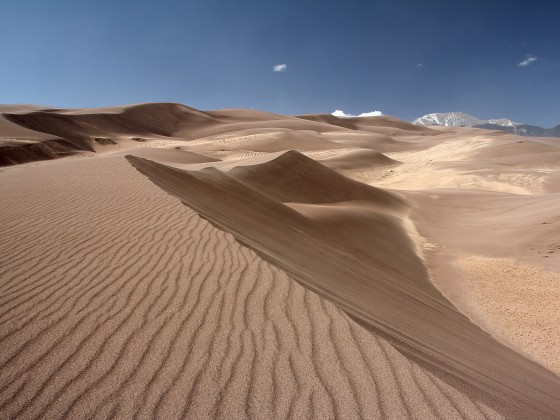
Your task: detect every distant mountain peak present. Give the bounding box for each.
[412,112,560,138]
[487,118,521,127]
[412,112,520,128]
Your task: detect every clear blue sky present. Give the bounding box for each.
[1,0,559,126]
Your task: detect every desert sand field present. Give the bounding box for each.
[1,103,559,419]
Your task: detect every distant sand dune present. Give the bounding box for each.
[296,113,438,135]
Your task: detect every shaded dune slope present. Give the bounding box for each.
[127,151,560,418]
[2,103,214,141]
[0,106,57,141]
[0,138,92,166]
[0,103,213,165]
[0,106,85,166]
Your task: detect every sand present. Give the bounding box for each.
[1,103,560,419]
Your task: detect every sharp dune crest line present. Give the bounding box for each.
[1,103,560,419]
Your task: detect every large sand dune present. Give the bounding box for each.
[1,103,559,419]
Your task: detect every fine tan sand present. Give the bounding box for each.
[1,103,560,419]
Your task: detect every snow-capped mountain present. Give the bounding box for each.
[475,122,560,138]
[486,118,520,128]
[412,112,484,127]
[412,112,520,128]
[412,112,560,138]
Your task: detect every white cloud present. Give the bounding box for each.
[415,63,423,68]
[332,110,383,118]
[518,55,537,67]
[357,110,384,117]
[273,64,287,72]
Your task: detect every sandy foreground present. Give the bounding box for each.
[0,103,559,419]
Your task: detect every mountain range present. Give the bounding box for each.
[412,112,560,138]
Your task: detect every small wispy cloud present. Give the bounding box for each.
[332,110,383,118]
[414,63,423,68]
[273,64,287,72]
[518,55,537,67]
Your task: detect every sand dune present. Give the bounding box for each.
[0,156,503,419]
[316,148,398,170]
[3,103,214,139]
[296,113,437,135]
[0,104,351,166]
[127,150,560,418]
[1,103,560,419]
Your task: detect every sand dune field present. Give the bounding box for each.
[1,103,559,419]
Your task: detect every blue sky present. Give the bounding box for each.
[1,0,559,126]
